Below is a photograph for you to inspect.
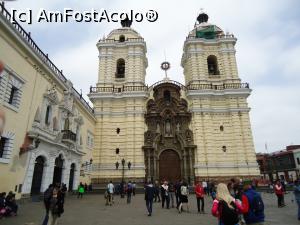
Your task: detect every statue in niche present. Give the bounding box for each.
[165,120,171,136]
[176,122,180,132]
[156,123,160,133]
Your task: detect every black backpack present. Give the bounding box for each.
[219,200,239,225]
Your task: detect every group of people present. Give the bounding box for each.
[0,191,18,219]
[42,183,66,225]
[143,178,266,225]
[105,180,137,206]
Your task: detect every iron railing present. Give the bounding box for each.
[187,82,249,90]
[90,85,148,93]
[61,130,76,142]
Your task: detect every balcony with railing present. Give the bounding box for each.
[61,130,76,143]
[187,82,250,91]
[90,85,148,93]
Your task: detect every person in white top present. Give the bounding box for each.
[202,181,208,195]
[107,181,114,206]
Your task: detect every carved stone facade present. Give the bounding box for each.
[143,82,196,183]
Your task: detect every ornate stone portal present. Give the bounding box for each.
[143,81,196,183]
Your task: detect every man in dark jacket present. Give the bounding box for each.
[145,181,155,216]
[44,184,54,214]
[242,183,265,225]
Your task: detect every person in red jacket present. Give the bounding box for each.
[195,181,205,213]
[274,180,285,207]
[211,183,245,225]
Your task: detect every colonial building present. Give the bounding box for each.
[89,13,259,184]
[0,3,260,195]
[0,4,95,198]
[256,145,300,182]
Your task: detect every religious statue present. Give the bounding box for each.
[156,123,160,133]
[176,122,180,132]
[165,120,171,136]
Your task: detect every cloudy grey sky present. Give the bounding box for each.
[4,0,300,153]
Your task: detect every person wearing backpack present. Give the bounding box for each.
[241,182,265,224]
[211,183,244,225]
[126,181,133,204]
[274,180,285,208]
[178,181,189,213]
[293,180,300,220]
[161,181,170,209]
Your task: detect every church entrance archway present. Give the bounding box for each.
[159,149,181,182]
[69,163,75,191]
[53,154,64,185]
[31,156,45,195]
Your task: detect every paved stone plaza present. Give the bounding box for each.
[0,192,298,225]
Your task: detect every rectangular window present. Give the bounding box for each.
[8,86,18,105]
[0,137,8,158]
[297,158,300,165]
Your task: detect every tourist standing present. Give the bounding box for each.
[211,183,243,225]
[154,180,161,202]
[202,180,208,195]
[60,183,67,203]
[178,181,189,213]
[126,181,133,204]
[195,181,205,213]
[48,187,64,225]
[132,182,136,196]
[5,192,18,216]
[77,182,85,199]
[175,180,182,208]
[294,180,300,220]
[145,180,155,216]
[44,185,54,214]
[274,180,285,207]
[242,182,265,225]
[169,182,175,208]
[107,181,115,206]
[161,181,170,209]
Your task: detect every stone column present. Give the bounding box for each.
[42,157,55,191]
[22,152,36,194]
[156,158,160,181]
[62,161,71,187]
[189,148,194,184]
[147,149,151,180]
[73,161,80,191]
[183,150,187,180]
[153,155,157,180]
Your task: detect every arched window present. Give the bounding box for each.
[163,90,171,103]
[119,35,125,42]
[45,105,51,126]
[207,55,219,75]
[116,58,125,78]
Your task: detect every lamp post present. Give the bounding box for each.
[115,158,131,198]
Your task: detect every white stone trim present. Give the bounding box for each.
[94,111,145,116]
[194,162,258,169]
[186,89,251,97]
[189,107,250,113]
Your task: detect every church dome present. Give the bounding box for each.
[105,19,142,40]
[188,12,224,39]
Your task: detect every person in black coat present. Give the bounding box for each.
[145,181,155,216]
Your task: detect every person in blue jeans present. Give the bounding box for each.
[294,180,300,220]
[145,180,155,216]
